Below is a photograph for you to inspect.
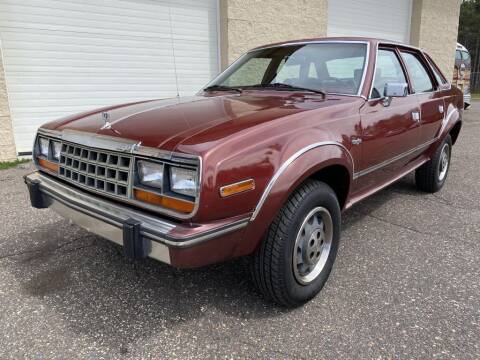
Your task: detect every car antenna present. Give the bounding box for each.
[168,5,180,97]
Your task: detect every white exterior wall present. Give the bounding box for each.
[0,0,219,153]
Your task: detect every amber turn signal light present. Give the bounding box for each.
[134,188,195,214]
[220,179,255,198]
[38,158,59,173]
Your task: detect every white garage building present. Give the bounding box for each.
[0,0,461,158]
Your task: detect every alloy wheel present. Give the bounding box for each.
[293,207,333,285]
[438,143,450,182]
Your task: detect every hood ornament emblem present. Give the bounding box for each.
[100,112,112,130]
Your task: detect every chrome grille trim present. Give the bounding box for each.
[37,128,200,165]
[36,129,202,219]
[58,142,133,199]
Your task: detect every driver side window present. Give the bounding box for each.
[371,49,407,99]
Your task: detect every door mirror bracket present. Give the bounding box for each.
[382,82,408,107]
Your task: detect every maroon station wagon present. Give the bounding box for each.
[25,37,463,306]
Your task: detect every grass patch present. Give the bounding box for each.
[0,158,31,170]
[471,93,480,100]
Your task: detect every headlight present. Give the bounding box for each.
[170,167,197,197]
[52,141,62,161]
[38,137,49,157]
[138,160,163,189]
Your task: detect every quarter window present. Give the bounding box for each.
[401,52,434,93]
[427,60,446,86]
[424,54,447,86]
[370,49,407,99]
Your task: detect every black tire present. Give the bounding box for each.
[415,135,452,193]
[250,180,341,307]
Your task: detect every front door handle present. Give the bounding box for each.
[412,111,421,122]
[351,137,362,145]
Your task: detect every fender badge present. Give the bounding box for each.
[100,112,112,130]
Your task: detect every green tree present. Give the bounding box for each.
[458,0,480,91]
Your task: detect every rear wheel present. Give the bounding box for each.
[415,135,452,193]
[250,180,341,307]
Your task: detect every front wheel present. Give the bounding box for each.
[415,135,452,193]
[249,180,341,307]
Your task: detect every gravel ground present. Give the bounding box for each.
[0,103,479,359]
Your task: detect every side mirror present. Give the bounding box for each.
[382,82,408,106]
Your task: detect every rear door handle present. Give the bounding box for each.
[351,137,362,145]
[412,111,421,122]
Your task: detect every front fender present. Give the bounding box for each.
[234,143,354,257]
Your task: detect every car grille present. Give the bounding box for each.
[58,142,132,198]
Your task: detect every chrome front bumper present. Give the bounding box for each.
[25,172,249,265]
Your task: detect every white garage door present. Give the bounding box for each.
[328,0,412,44]
[0,0,219,154]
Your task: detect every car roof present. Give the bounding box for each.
[250,36,420,52]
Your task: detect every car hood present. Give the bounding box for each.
[42,92,357,155]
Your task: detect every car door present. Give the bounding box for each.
[356,47,421,191]
[399,50,445,145]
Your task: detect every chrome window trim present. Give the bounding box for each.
[368,42,380,99]
[368,43,452,100]
[329,92,368,100]
[357,41,370,97]
[250,141,354,221]
[36,128,202,220]
[424,55,450,89]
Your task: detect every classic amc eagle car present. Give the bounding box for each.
[25,37,462,307]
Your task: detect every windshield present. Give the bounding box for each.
[207,42,368,95]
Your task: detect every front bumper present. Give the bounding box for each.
[25,172,249,267]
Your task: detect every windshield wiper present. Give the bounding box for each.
[248,83,326,97]
[203,85,242,93]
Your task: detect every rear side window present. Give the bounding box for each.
[456,50,462,60]
[370,49,407,99]
[401,52,434,93]
[424,54,447,86]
